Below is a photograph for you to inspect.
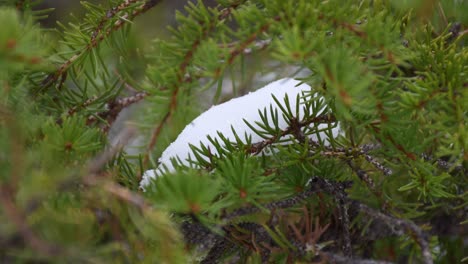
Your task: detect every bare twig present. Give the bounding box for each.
[320,251,394,264]
[314,177,433,264]
[356,203,433,264]
[84,91,148,132]
[346,160,376,190]
[337,199,352,256]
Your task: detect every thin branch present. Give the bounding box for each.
[336,199,352,256]
[93,91,148,132]
[200,237,235,264]
[248,113,337,155]
[356,203,433,264]
[87,126,137,174]
[346,160,376,190]
[143,111,170,168]
[220,39,272,55]
[320,251,394,264]
[313,177,433,264]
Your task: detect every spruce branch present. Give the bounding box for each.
[247,113,337,155]
[369,124,418,161]
[88,91,148,132]
[144,2,243,166]
[41,0,163,89]
[213,15,281,79]
[220,38,272,55]
[223,184,321,222]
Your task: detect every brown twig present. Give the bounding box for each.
[84,91,148,132]
[86,126,136,174]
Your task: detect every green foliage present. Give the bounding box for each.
[0,0,466,263]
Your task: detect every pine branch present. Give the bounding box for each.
[248,113,337,155]
[88,91,148,132]
[41,0,163,89]
[144,2,242,166]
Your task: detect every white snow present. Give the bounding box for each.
[140,78,341,188]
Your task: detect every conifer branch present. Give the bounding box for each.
[220,39,272,55]
[214,16,280,79]
[41,0,163,89]
[248,113,336,155]
[144,3,242,166]
[370,124,418,161]
[91,91,148,132]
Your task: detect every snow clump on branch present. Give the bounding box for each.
[140,78,341,188]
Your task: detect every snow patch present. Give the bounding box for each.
[141,78,341,188]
